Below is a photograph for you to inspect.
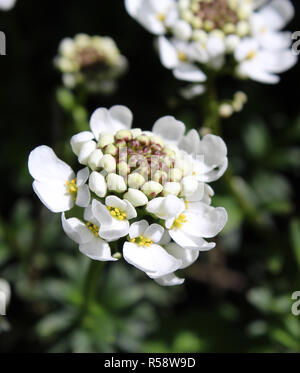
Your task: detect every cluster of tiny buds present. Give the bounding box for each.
[87,127,195,201]
[219,91,248,118]
[179,0,252,37]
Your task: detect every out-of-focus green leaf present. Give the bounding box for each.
[173,331,205,353]
[252,172,292,214]
[290,219,300,268]
[243,120,271,159]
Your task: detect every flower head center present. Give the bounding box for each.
[107,206,127,220]
[77,47,108,72]
[157,13,166,22]
[66,178,78,200]
[172,214,188,229]
[86,221,99,237]
[130,235,153,247]
[246,50,257,60]
[180,0,252,34]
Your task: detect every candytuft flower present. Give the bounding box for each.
[125,0,297,94]
[55,34,128,93]
[28,105,228,286]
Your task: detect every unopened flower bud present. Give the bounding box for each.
[112,252,122,260]
[117,161,130,176]
[116,140,127,148]
[104,143,118,156]
[88,149,103,170]
[115,129,132,141]
[98,133,114,148]
[131,128,142,138]
[163,182,181,196]
[150,135,164,148]
[107,173,127,193]
[219,103,233,118]
[142,181,163,198]
[128,173,145,189]
[123,188,148,207]
[100,154,116,173]
[89,171,107,197]
[136,135,150,146]
[153,170,168,185]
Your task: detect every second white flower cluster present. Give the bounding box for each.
[28,105,228,285]
[125,0,297,96]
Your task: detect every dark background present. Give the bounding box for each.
[0,0,299,352]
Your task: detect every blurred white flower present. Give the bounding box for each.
[0,279,10,316]
[55,34,128,93]
[0,0,16,11]
[125,0,297,88]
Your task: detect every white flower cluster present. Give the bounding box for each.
[125,0,297,94]
[28,105,228,286]
[55,34,128,93]
[0,0,16,11]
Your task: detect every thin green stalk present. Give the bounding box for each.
[79,260,105,319]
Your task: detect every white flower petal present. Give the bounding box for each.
[144,224,165,243]
[33,180,73,213]
[173,63,206,82]
[123,199,137,219]
[99,219,129,241]
[92,199,113,226]
[129,220,149,239]
[61,213,94,244]
[28,145,74,183]
[146,195,185,220]
[76,184,90,208]
[78,141,97,165]
[259,0,294,30]
[70,131,94,156]
[178,129,200,154]
[164,242,199,269]
[184,204,228,238]
[154,273,185,286]
[109,105,133,130]
[152,115,185,144]
[79,237,117,261]
[105,195,127,211]
[76,167,89,187]
[123,242,182,278]
[158,36,179,69]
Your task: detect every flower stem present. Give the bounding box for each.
[80,260,105,318]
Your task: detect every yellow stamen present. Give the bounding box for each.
[178,51,188,62]
[107,206,127,221]
[246,50,256,60]
[157,13,166,22]
[66,178,78,199]
[86,221,99,237]
[172,214,188,229]
[130,235,153,247]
